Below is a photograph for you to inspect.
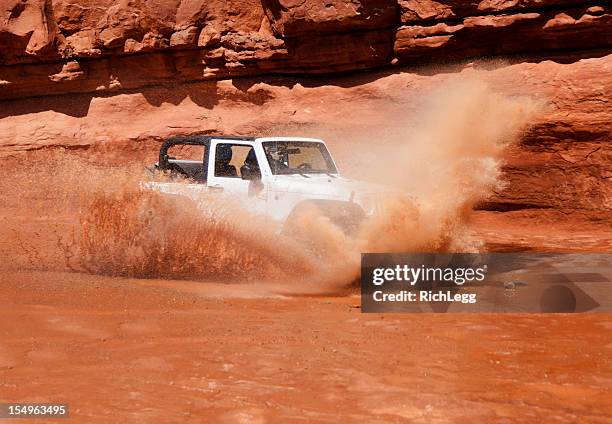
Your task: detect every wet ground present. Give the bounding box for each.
[0,152,610,423]
[1,268,611,423]
[471,210,612,253]
[0,210,611,423]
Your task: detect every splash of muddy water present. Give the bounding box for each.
[0,78,541,290]
[281,78,542,287]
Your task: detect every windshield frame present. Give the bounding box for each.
[262,141,338,175]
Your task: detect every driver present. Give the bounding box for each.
[215,144,237,177]
[241,148,261,178]
[269,151,289,173]
[244,148,259,170]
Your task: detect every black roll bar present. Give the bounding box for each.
[158,135,255,170]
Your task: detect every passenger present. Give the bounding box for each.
[215,144,237,177]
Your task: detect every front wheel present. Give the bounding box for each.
[282,200,366,243]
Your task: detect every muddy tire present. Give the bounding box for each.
[282,200,366,243]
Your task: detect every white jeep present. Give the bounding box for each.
[149,135,387,235]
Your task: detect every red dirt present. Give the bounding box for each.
[0,203,611,422]
[472,210,612,253]
[1,267,611,423]
[0,56,610,423]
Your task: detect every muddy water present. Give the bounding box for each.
[0,79,543,288]
[0,152,315,281]
[0,152,610,423]
[0,77,610,422]
[0,270,610,423]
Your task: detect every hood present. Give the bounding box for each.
[271,174,396,202]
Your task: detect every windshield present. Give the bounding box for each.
[262,141,337,175]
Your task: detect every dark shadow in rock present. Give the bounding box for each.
[139,84,189,107]
[0,80,222,119]
[186,82,221,109]
[140,81,221,109]
[231,79,257,93]
[0,92,93,119]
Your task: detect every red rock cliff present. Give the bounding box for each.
[0,0,610,99]
[0,1,610,218]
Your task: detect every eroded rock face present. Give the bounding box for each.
[261,0,398,36]
[0,1,610,218]
[395,5,612,61]
[0,0,62,62]
[0,0,610,100]
[397,0,591,23]
[0,55,610,218]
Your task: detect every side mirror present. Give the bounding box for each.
[241,164,261,181]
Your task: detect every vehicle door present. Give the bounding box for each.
[154,140,208,202]
[207,140,268,213]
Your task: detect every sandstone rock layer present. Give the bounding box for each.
[0,1,610,218]
[0,0,610,100]
[1,55,610,218]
